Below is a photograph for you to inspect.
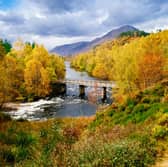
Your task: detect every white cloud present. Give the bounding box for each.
[0,0,168,49]
[136,16,168,32]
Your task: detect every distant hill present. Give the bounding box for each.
[51,25,138,56]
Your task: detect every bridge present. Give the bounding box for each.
[55,79,115,102]
[59,79,115,88]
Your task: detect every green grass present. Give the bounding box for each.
[0,83,168,166]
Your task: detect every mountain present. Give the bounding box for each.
[51,25,138,56]
[51,41,90,56]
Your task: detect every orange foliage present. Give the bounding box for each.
[137,53,165,89]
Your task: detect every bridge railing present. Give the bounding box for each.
[56,79,115,88]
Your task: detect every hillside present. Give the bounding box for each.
[71,30,168,88]
[51,25,137,56]
[0,82,168,166]
[0,28,168,167]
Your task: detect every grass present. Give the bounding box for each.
[0,83,168,166]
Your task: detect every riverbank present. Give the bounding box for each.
[1,61,112,121]
[0,82,167,166]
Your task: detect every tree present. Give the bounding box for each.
[120,31,150,37]
[2,39,12,53]
[31,45,50,68]
[0,55,23,106]
[0,39,12,54]
[0,44,6,59]
[50,55,65,80]
[137,53,164,89]
[92,63,108,80]
[24,59,50,97]
[0,64,11,107]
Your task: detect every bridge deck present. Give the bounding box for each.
[57,79,115,88]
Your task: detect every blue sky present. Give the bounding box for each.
[0,0,17,9]
[0,0,168,49]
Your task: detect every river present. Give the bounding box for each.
[4,62,112,121]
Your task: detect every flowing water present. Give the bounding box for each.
[4,62,112,121]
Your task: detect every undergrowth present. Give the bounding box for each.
[0,83,168,166]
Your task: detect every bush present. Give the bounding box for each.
[0,126,36,164]
[152,114,168,139]
[0,112,11,122]
[141,96,151,103]
[153,125,168,139]
[158,114,168,126]
[132,103,150,114]
[15,131,36,148]
[108,109,115,117]
[125,104,135,114]
[66,138,156,167]
[125,98,137,107]
[0,148,15,164]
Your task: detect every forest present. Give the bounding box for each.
[71,30,168,100]
[0,39,65,106]
[0,31,168,166]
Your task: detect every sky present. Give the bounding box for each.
[0,0,168,50]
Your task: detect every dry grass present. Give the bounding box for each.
[153,153,168,167]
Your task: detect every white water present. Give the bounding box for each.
[4,62,111,121]
[5,97,95,121]
[6,99,60,121]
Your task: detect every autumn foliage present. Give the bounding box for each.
[137,53,165,89]
[71,30,168,97]
[0,39,65,105]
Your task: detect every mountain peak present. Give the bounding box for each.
[51,25,138,56]
[120,25,137,29]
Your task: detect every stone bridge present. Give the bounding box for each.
[56,79,115,101]
[59,79,115,88]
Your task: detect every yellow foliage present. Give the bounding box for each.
[71,30,168,96]
[24,59,50,97]
[0,39,65,104]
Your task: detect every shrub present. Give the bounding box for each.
[63,126,80,144]
[152,114,168,139]
[153,125,168,139]
[132,103,150,114]
[0,148,15,164]
[108,109,115,117]
[66,138,156,167]
[125,104,135,114]
[0,125,37,164]
[158,114,168,126]
[0,112,11,122]
[141,96,151,103]
[125,98,136,107]
[15,131,36,148]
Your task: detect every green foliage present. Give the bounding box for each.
[0,122,36,165]
[90,83,168,128]
[38,120,63,166]
[0,39,12,54]
[152,114,168,139]
[0,104,167,167]
[120,30,150,37]
[1,30,168,166]
[66,137,156,167]
[153,125,168,139]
